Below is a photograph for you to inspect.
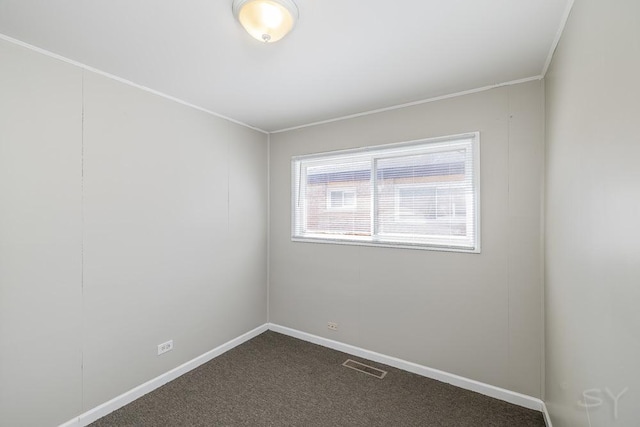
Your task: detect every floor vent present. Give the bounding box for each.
[342,359,387,379]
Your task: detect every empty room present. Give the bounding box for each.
[0,0,638,426]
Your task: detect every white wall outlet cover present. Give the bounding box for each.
[157,340,174,355]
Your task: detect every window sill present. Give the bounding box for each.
[291,236,480,254]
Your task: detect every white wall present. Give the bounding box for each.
[0,36,83,427]
[544,0,640,425]
[269,81,545,397]
[0,38,268,426]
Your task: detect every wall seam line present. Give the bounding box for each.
[539,79,546,402]
[266,133,271,322]
[80,69,86,413]
[506,85,512,392]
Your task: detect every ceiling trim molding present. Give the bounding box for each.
[0,32,268,134]
[270,75,542,134]
[541,0,575,77]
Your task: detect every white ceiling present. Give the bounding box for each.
[0,1,571,132]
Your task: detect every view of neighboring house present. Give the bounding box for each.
[302,146,472,240]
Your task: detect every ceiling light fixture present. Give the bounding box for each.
[232,0,299,43]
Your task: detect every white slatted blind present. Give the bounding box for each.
[292,133,480,252]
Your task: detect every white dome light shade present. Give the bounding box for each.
[232,0,299,43]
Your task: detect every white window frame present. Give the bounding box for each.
[291,132,481,253]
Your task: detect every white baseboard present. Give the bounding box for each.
[269,323,546,413]
[542,402,553,427]
[59,323,269,427]
[59,322,552,427]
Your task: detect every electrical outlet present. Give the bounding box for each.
[327,322,338,331]
[157,340,173,355]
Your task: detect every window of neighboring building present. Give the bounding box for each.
[292,133,480,252]
[395,185,437,221]
[394,185,467,236]
[327,188,356,210]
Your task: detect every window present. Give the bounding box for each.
[394,185,467,237]
[292,133,480,252]
[327,188,356,210]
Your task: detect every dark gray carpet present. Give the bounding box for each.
[91,331,545,426]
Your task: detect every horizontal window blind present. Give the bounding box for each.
[292,133,480,252]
